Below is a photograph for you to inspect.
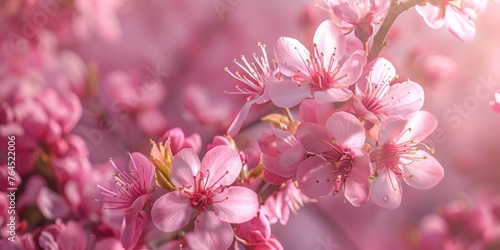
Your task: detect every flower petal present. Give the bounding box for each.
[313,88,352,103]
[369,57,397,85]
[37,187,70,220]
[227,98,259,137]
[402,151,444,189]
[274,37,311,77]
[336,50,367,86]
[297,156,334,198]
[268,80,311,108]
[416,4,445,29]
[151,191,193,232]
[213,186,259,223]
[296,122,331,154]
[385,80,425,117]
[445,6,476,41]
[378,117,407,144]
[201,146,242,187]
[170,148,201,187]
[192,212,234,250]
[344,148,371,207]
[313,20,346,66]
[370,168,402,209]
[325,112,366,148]
[130,152,155,189]
[398,111,438,143]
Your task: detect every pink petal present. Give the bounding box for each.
[94,238,123,250]
[37,187,70,220]
[297,156,334,198]
[235,211,271,242]
[378,117,407,144]
[402,151,444,189]
[369,57,396,85]
[227,98,259,137]
[263,166,290,185]
[313,88,352,103]
[121,211,144,249]
[397,111,438,143]
[136,108,168,135]
[370,168,402,209]
[268,80,311,108]
[213,186,259,223]
[386,80,425,117]
[344,148,371,207]
[299,99,336,125]
[151,191,193,232]
[57,221,87,250]
[201,146,242,187]
[274,37,310,77]
[445,6,476,41]
[416,4,445,29]
[324,112,366,148]
[336,50,367,86]
[313,20,346,66]
[277,145,305,176]
[130,152,155,189]
[296,122,331,154]
[170,148,201,187]
[192,212,234,250]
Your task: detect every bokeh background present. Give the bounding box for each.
[2,0,500,249]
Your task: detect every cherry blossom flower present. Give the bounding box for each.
[490,90,500,113]
[151,146,259,250]
[235,210,284,250]
[296,112,371,206]
[353,57,424,124]
[326,0,390,41]
[268,20,367,108]
[416,0,486,41]
[98,152,155,212]
[226,43,282,136]
[370,111,444,209]
[159,127,202,155]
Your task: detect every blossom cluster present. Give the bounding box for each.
[0,0,496,249]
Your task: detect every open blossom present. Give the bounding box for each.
[226,43,282,136]
[416,0,486,41]
[296,112,371,206]
[353,57,424,124]
[151,146,259,250]
[98,152,155,212]
[326,0,390,41]
[268,20,367,108]
[370,111,444,209]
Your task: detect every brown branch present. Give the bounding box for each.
[367,0,422,62]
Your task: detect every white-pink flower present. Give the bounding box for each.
[151,146,259,250]
[353,57,424,124]
[296,112,371,206]
[268,20,367,108]
[370,111,445,209]
[416,0,486,41]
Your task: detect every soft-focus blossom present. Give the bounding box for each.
[226,43,282,136]
[416,0,486,41]
[235,210,284,250]
[326,0,390,41]
[38,220,87,250]
[261,181,311,225]
[370,111,444,208]
[353,57,424,124]
[151,146,259,250]
[296,112,371,206]
[268,20,367,107]
[490,90,500,113]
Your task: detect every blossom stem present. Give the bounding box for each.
[367,0,422,62]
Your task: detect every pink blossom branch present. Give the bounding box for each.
[367,0,422,62]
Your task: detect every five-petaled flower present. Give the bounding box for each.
[151,146,259,250]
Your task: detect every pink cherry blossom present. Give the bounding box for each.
[38,220,87,250]
[261,181,311,225]
[370,111,444,209]
[269,20,367,107]
[326,0,390,41]
[98,152,155,212]
[353,57,424,124]
[226,43,282,136]
[151,146,259,250]
[235,210,284,250]
[258,129,306,185]
[416,0,485,41]
[490,90,500,113]
[296,112,371,206]
[159,127,202,155]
